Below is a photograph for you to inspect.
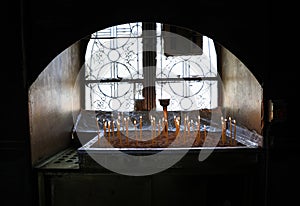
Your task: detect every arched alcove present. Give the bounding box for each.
[29,22,263,166]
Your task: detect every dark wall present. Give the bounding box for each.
[25,1,269,87]
[2,1,295,206]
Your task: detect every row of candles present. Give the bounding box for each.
[96,112,237,145]
[95,113,206,142]
[221,116,237,145]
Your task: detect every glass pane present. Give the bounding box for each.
[84,22,218,111]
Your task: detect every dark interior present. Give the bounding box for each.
[2,1,294,206]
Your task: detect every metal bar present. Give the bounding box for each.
[86,77,217,84]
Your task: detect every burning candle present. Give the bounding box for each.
[203,124,207,142]
[139,115,143,140]
[198,122,201,142]
[233,119,237,145]
[221,120,225,145]
[126,118,129,144]
[161,117,164,133]
[158,119,161,135]
[175,119,179,133]
[103,120,107,136]
[95,117,101,141]
[134,119,137,143]
[140,116,143,129]
[173,115,176,126]
[117,117,121,144]
[164,118,168,138]
[153,117,156,138]
[224,118,227,131]
[123,117,126,133]
[198,115,201,137]
[151,119,154,145]
[229,116,232,145]
[111,121,115,137]
[157,119,161,135]
[150,118,153,138]
[117,120,121,140]
[194,122,199,143]
[183,117,187,143]
[164,118,168,144]
[107,121,111,141]
[188,120,191,136]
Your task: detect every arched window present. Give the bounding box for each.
[84,22,218,112]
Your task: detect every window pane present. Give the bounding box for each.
[84,22,218,111]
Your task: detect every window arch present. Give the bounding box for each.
[84,22,218,112]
